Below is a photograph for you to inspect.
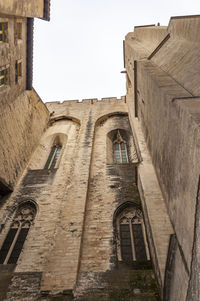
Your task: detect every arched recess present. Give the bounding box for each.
[113,202,150,264]
[95,112,139,164]
[29,117,80,170]
[49,115,81,126]
[0,200,37,264]
[107,128,139,164]
[95,112,128,127]
[43,133,67,169]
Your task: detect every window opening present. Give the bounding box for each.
[0,203,36,264]
[16,23,22,39]
[44,145,62,169]
[117,207,149,262]
[15,61,22,83]
[114,130,128,163]
[0,22,7,42]
[0,68,8,87]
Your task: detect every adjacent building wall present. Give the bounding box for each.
[0,0,44,18]
[0,15,27,106]
[0,90,49,192]
[124,15,200,300]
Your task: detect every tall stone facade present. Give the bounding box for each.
[0,3,200,300]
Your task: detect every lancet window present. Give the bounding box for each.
[0,202,36,264]
[44,144,62,169]
[116,206,149,262]
[113,130,128,163]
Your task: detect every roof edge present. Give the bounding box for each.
[43,0,50,21]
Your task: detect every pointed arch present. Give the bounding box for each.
[0,201,37,264]
[113,129,129,163]
[43,134,67,169]
[113,202,150,263]
[107,128,138,164]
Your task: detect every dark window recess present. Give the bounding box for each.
[7,228,29,264]
[132,224,147,261]
[0,228,17,264]
[50,147,61,168]
[44,145,61,169]
[0,181,12,196]
[120,224,133,261]
[44,146,56,169]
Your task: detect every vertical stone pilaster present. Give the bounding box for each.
[41,110,95,294]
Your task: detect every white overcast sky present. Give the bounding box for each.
[33,0,200,102]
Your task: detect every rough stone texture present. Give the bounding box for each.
[151,16,200,96]
[0,97,159,300]
[0,0,44,18]
[75,270,159,301]
[0,13,49,191]
[0,90,49,190]
[124,15,200,300]
[5,272,42,301]
[1,10,200,301]
[0,15,27,105]
[0,265,15,301]
[75,114,143,295]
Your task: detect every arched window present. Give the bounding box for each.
[0,202,36,264]
[113,130,128,163]
[44,144,62,169]
[116,206,149,262]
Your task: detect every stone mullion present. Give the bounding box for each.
[129,219,136,261]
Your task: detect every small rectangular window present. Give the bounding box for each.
[0,68,8,87]
[15,61,22,83]
[16,23,22,39]
[0,22,8,42]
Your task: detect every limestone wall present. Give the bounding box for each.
[0,97,160,300]
[0,90,49,191]
[124,15,200,300]
[0,0,44,18]
[151,16,200,96]
[0,15,27,107]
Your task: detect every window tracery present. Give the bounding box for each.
[116,206,149,262]
[113,130,128,163]
[0,202,36,264]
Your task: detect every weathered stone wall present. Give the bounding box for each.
[0,89,49,191]
[151,16,200,96]
[125,27,174,292]
[0,97,160,300]
[124,15,200,300]
[5,272,42,301]
[0,13,49,192]
[0,0,44,18]
[0,14,27,107]
[76,115,137,286]
[41,97,129,294]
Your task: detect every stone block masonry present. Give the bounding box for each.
[0,96,163,300]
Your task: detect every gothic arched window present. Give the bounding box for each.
[0,202,36,264]
[113,130,128,163]
[44,144,62,169]
[116,206,149,262]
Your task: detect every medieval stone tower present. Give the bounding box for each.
[0,1,200,300]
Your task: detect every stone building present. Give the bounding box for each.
[0,2,200,300]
